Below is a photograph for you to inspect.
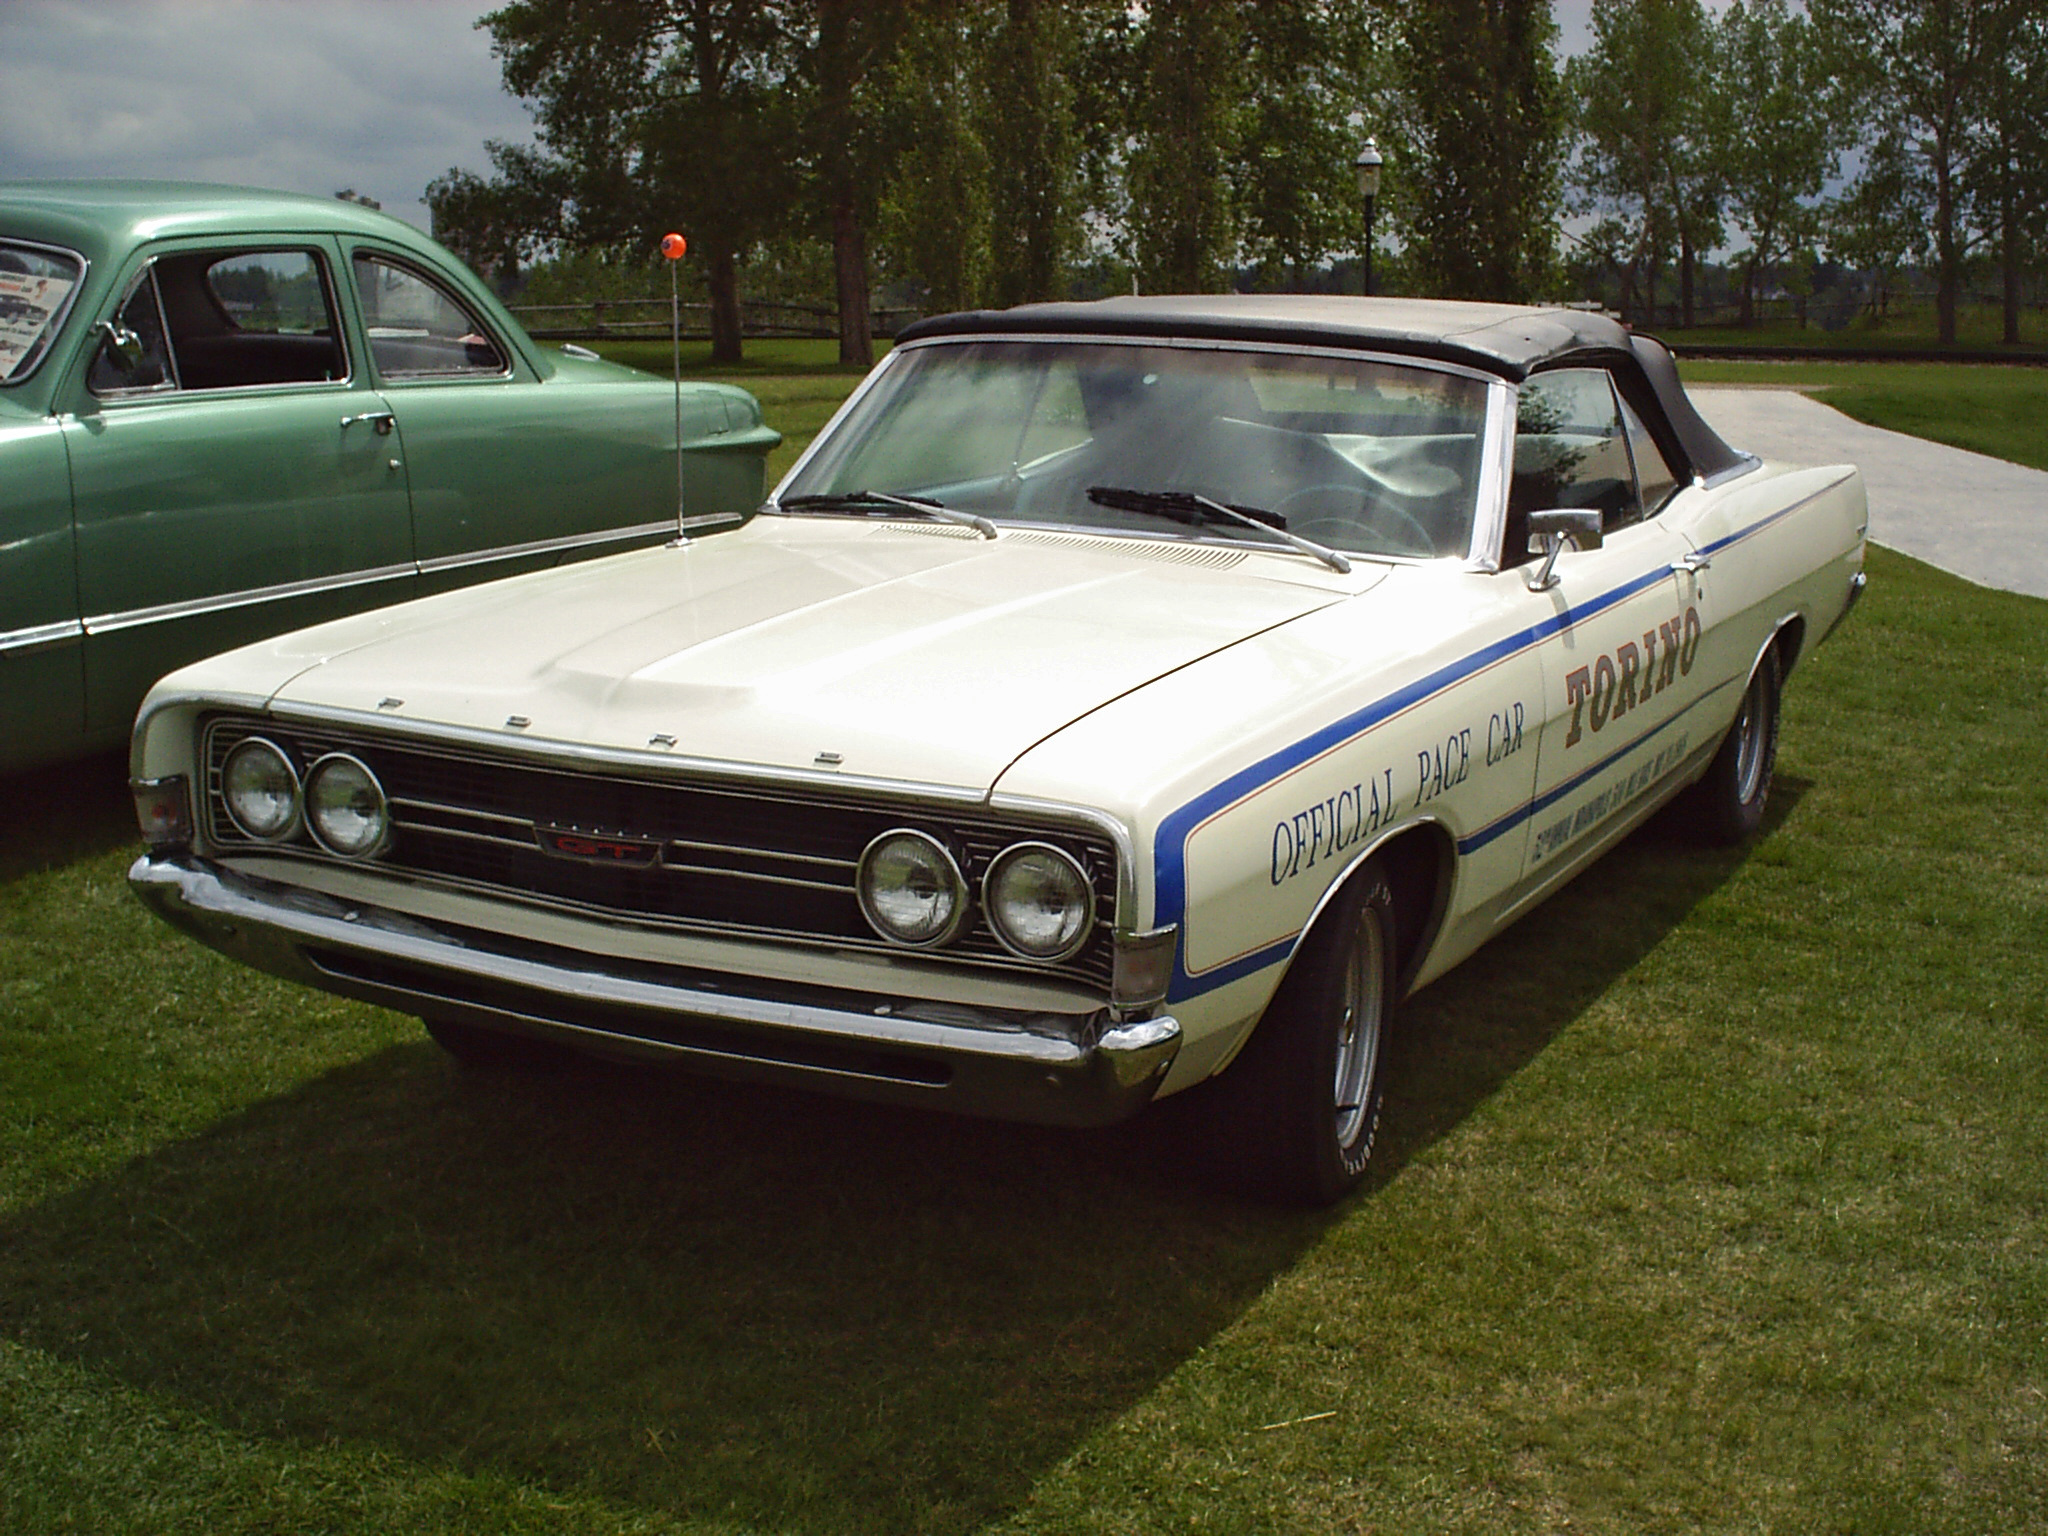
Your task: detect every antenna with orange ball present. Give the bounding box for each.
[661,231,688,544]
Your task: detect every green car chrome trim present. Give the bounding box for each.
[80,521,681,638]
[0,618,87,656]
[83,563,417,636]
[414,519,676,574]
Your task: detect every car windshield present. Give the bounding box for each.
[0,241,86,385]
[779,339,1492,560]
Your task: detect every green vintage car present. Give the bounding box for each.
[0,180,779,774]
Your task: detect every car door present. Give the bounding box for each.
[1507,366,1714,885]
[64,239,415,736]
[343,245,682,594]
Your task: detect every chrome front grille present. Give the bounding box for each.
[200,713,1119,987]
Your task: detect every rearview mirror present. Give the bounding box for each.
[1525,507,1604,592]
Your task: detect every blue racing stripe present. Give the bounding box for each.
[1151,494,1809,1003]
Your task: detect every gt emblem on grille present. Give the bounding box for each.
[537,827,663,868]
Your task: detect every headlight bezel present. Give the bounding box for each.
[219,736,303,843]
[302,751,393,860]
[981,840,1097,963]
[856,827,971,948]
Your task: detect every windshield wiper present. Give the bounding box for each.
[779,489,998,540]
[1086,486,1351,574]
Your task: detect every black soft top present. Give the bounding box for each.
[897,295,1750,482]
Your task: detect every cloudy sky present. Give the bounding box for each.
[2,0,1610,234]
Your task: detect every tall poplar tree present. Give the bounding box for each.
[1811,0,2004,343]
[482,0,797,362]
[1711,0,1847,326]
[1567,0,1711,327]
[1400,0,1566,303]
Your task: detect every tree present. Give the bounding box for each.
[1962,2,2048,343]
[1811,0,2004,344]
[1123,0,1245,292]
[1234,2,1380,290]
[980,0,1090,305]
[1711,0,1847,326]
[873,4,991,312]
[1825,129,1931,320]
[482,0,799,362]
[1400,0,1567,303]
[1566,0,1712,326]
[425,143,570,291]
[797,0,915,366]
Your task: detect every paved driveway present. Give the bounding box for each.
[1689,386,2048,601]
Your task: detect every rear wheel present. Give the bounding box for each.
[1207,863,1397,1207]
[1683,642,1782,845]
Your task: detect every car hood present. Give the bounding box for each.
[251,516,1383,792]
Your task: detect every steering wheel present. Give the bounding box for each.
[1273,482,1437,558]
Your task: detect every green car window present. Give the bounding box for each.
[0,241,87,385]
[92,247,347,395]
[352,252,506,378]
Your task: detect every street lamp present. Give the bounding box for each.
[1354,137,1383,297]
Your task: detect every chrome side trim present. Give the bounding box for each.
[416,519,673,575]
[0,618,86,657]
[81,562,416,636]
[80,522,674,637]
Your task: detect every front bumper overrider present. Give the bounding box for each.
[129,852,1181,1126]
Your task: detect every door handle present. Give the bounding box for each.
[340,409,396,436]
[1672,551,1711,574]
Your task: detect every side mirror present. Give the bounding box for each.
[97,319,145,373]
[1524,507,1604,592]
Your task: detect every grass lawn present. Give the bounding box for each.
[1677,359,2048,474]
[4,357,2043,1532]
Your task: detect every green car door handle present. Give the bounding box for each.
[340,410,396,436]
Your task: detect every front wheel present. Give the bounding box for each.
[1206,863,1397,1207]
[1682,642,1782,845]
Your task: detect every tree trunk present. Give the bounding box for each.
[1679,228,1695,330]
[833,195,873,368]
[1740,254,1756,327]
[708,245,743,364]
[1932,131,1958,346]
[2002,187,2021,346]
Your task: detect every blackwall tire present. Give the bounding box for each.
[1685,642,1783,846]
[1208,862,1397,1207]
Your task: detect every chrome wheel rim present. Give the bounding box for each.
[1332,908,1386,1150]
[1733,668,1769,804]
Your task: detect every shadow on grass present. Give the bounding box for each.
[0,748,135,884]
[0,787,1793,1533]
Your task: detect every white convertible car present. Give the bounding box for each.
[128,297,1867,1204]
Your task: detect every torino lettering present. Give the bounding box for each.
[1564,606,1700,747]
[1270,768,1396,885]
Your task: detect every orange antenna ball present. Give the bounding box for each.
[660,232,687,260]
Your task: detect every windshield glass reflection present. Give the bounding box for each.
[781,340,1490,560]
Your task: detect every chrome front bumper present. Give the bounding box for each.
[129,853,1181,1127]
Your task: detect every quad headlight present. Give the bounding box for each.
[220,737,301,841]
[982,842,1095,962]
[857,829,968,947]
[303,753,391,859]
